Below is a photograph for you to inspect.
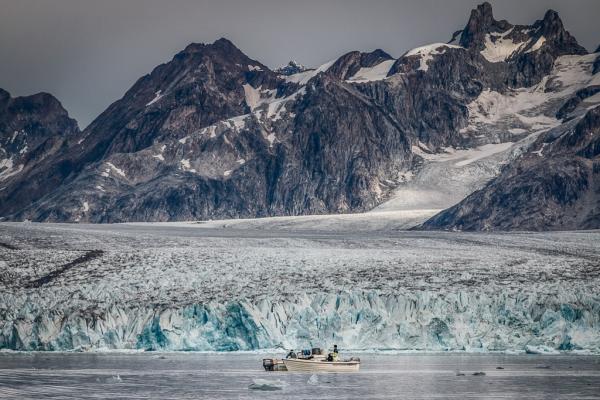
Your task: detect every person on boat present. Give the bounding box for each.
[326,345,340,362]
[286,350,297,359]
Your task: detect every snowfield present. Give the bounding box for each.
[0,222,599,353]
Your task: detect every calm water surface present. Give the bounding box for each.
[0,352,599,399]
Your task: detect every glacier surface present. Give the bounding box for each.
[0,222,599,352]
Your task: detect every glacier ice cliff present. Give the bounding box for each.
[2,290,599,352]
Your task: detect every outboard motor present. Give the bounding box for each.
[262,358,275,371]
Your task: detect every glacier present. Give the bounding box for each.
[3,290,599,352]
[1,222,599,352]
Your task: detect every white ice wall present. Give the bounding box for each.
[2,289,598,352]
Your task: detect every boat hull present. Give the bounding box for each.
[283,358,360,372]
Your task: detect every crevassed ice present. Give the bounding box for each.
[1,290,598,352]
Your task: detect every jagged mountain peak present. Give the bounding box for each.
[459,2,512,49]
[457,2,586,58]
[275,60,308,76]
[174,37,272,75]
[0,89,77,127]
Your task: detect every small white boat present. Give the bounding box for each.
[283,358,360,372]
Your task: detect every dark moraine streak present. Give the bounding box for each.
[25,250,104,288]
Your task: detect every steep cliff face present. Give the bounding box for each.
[1,3,596,228]
[0,90,81,217]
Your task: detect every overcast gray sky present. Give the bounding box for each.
[1,0,598,128]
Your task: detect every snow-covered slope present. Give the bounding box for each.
[376,51,600,218]
[1,223,599,352]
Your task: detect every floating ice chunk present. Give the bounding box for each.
[106,374,122,383]
[308,374,319,385]
[525,345,560,355]
[248,65,262,71]
[248,379,287,391]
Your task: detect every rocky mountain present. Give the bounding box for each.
[1,2,598,229]
[0,90,81,215]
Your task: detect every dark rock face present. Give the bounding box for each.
[459,2,512,50]
[593,52,600,75]
[422,107,600,231]
[556,86,600,120]
[0,90,80,217]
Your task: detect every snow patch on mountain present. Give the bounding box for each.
[404,43,462,72]
[0,158,23,181]
[347,60,396,82]
[146,90,163,107]
[480,29,526,62]
[283,59,337,85]
[525,36,546,54]
[243,85,277,111]
[101,162,127,178]
[464,54,600,136]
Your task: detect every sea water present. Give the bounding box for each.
[0,352,599,399]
